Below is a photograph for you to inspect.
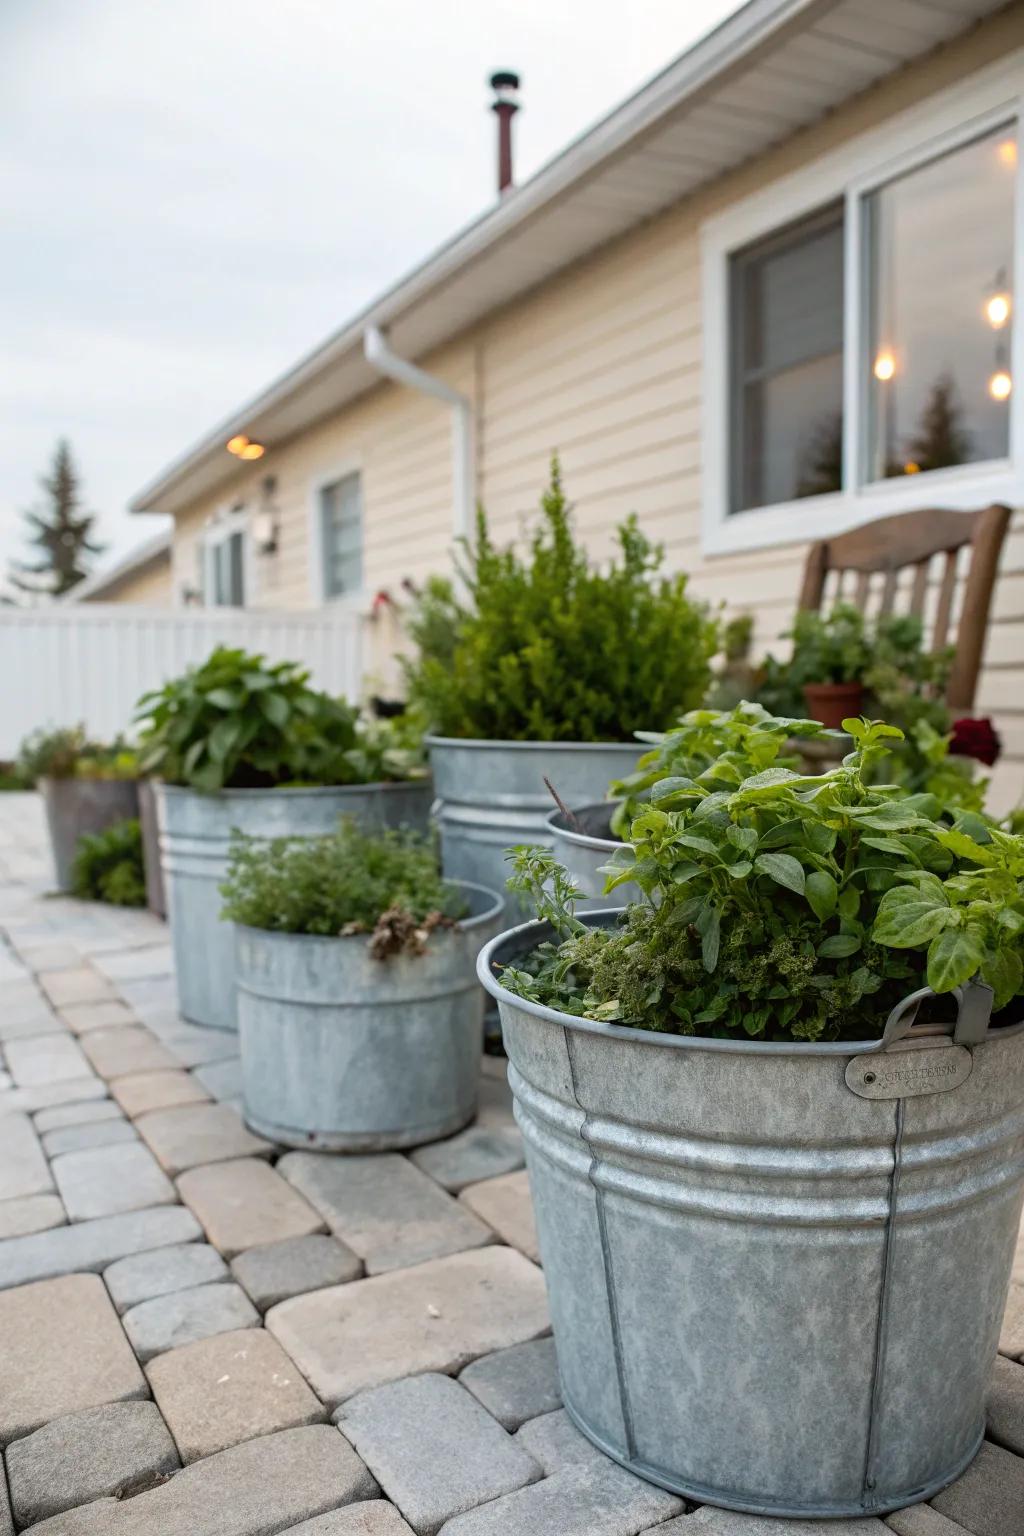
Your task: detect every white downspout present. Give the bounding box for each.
[363,325,474,542]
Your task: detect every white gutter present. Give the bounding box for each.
[363,325,474,542]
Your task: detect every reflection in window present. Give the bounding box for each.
[865,124,1015,482]
[729,203,844,513]
[321,472,363,598]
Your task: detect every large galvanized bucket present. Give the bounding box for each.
[546,801,641,909]
[427,737,641,920]
[137,780,166,918]
[236,880,504,1150]
[479,911,1024,1519]
[157,780,433,1032]
[41,776,140,893]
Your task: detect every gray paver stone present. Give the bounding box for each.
[0,1111,53,1199]
[111,1070,209,1117]
[4,1032,90,1087]
[0,1273,146,1444]
[886,1506,973,1535]
[999,1282,1024,1360]
[5,1400,180,1526]
[277,1152,492,1274]
[178,1157,325,1257]
[193,1055,242,1101]
[513,1408,606,1473]
[158,1026,241,1066]
[104,1241,229,1312]
[458,1337,561,1430]
[336,1372,540,1535]
[268,1247,549,1405]
[459,1171,538,1261]
[678,1513,888,1535]
[435,1460,683,1536]
[280,1505,415,1535]
[26,1425,378,1535]
[0,1078,107,1115]
[51,1141,176,1220]
[82,1025,180,1077]
[42,1118,138,1155]
[931,1439,1024,1535]
[0,1465,9,1536]
[33,1099,125,1133]
[135,1102,273,1175]
[123,1280,260,1362]
[231,1234,363,1310]
[410,1119,524,1193]
[0,1193,65,1239]
[0,1204,201,1290]
[147,1326,325,1461]
[987,1352,1024,1454]
[93,943,173,982]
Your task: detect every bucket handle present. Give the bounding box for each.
[877,979,994,1051]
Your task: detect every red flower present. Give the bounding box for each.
[949,717,1001,767]
[371,589,392,613]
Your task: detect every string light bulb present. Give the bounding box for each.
[240,442,266,460]
[873,350,896,382]
[997,138,1018,169]
[226,435,249,455]
[989,370,1013,401]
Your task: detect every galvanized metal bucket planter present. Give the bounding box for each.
[479,910,1024,1519]
[157,779,433,1032]
[40,776,140,893]
[546,801,641,909]
[137,780,166,918]
[427,737,641,921]
[235,880,504,1150]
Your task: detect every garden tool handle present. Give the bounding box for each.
[878,979,994,1050]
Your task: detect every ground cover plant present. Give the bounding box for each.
[220,818,466,958]
[17,726,137,782]
[70,818,146,907]
[502,715,1024,1043]
[135,646,423,792]
[402,459,718,742]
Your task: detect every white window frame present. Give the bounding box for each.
[201,506,251,607]
[701,52,1024,557]
[308,461,365,606]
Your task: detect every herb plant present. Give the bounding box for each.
[402,459,718,742]
[17,726,137,784]
[136,646,423,792]
[70,819,146,907]
[220,819,466,958]
[501,715,1024,1043]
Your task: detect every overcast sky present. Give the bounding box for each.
[1,0,741,585]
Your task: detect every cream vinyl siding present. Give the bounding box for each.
[81,557,172,607]
[167,4,1024,808]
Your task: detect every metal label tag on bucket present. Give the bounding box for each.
[845,1042,973,1099]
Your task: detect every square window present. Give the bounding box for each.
[321,472,363,599]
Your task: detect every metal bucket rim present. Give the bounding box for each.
[236,877,503,948]
[477,909,1024,1058]
[546,801,626,854]
[426,734,642,754]
[157,779,429,802]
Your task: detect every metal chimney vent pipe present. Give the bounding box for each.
[489,70,520,194]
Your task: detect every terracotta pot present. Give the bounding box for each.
[803,681,864,731]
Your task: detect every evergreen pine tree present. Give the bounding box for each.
[9,440,104,597]
[902,374,972,473]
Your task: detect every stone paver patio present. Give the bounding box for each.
[0,790,1022,1535]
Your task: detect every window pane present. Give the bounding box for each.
[730,204,844,513]
[321,472,363,597]
[865,123,1015,482]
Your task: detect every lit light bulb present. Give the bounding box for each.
[240,442,266,460]
[226,435,249,455]
[989,370,1013,401]
[997,138,1018,169]
[903,462,921,475]
[873,350,896,382]
[986,293,1011,328]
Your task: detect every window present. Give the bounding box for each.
[703,65,1022,555]
[202,515,247,607]
[320,471,363,599]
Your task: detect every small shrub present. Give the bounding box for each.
[402,459,718,742]
[17,726,137,784]
[70,819,146,907]
[220,819,466,957]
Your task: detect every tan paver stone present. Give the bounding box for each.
[20,942,82,972]
[26,1424,378,1535]
[280,1505,414,1535]
[0,1192,65,1239]
[111,1069,210,1117]
[987,1353,1024,1455]
[81,1025,180,1078]
[0,1110,53,1199]
[178,1158,325,1258]
[276,1153,492,1275]
[60,1000,136,1033]
[136,1102,273,1175]
[51,1141,176,1220]
[269,1247,550,1406]
[931,1439,1024,1536]
[0,1273,146,1443]
[887,1506,974,1535]
[147,1326,325,1461]
[4,1031,90,1087]
[39,967,113,1008]
[999,1282,1024,1359]
[459,1171,538,1261]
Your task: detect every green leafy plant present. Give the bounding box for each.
[402,459,718,741]
[17,726,137,784]
[501,715,1024,1043]
[220,819,465,957]
[70,819,146,907]
[135,646,423,792]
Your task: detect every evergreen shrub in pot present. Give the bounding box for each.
[403,460,718,915]
[221,820,503,1149]
[136,645,432,1030]
[480,715,1024,1516]
[18,726,140,892]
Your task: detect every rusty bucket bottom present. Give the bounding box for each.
[242,1102,476,1154]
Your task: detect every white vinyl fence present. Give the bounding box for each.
[0,604,363,758]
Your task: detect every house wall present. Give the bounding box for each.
[168,4,1024,807]
[80,556,172,607]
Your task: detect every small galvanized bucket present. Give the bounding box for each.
[235,880,504,1150]
[546,801,641,908]
[427,737,641,921]
[157,779,433,1031]
[41,776,140,893]
[479,910,1024,1519]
